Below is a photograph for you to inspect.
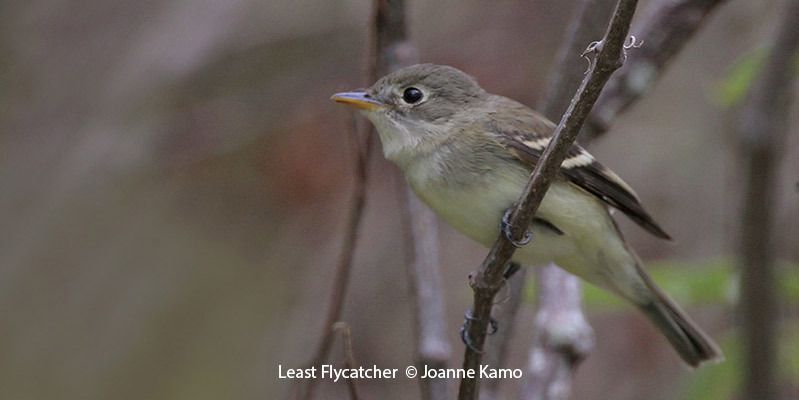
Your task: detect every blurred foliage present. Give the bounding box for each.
[713,48,767,107]
[713,47,799,107]
[524,257,798,310]
[526,258,799,398]
[682,332,743,400]
[583,257,739,309]
[683,323,799,400]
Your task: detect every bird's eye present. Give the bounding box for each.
[402,87,424,104]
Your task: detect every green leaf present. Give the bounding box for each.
[713,48,767,107]
[712,48,799,107]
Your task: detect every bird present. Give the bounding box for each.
[331,63,722,367]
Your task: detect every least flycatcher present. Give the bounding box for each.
[332,64,722,366]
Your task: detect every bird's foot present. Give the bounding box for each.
[460,310,499,353]
[502,208,533,247]
[503,262,521,280]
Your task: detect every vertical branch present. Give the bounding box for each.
[299,106,373,400]
[520,265,594,400]
[737,1,799,399]
[457,1,640,399]
[372,0,413,77]
[333,322,363,400]
[298,1,421,399]
[375,1,452,400]
[405,193,452,400]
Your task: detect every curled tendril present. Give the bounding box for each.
[581,40,603,73]
[621,35,643,61]
[624,35,644,49]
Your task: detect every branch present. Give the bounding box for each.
[299,102,373,400]
[479,266,528,400]
[333,323,363,400]
[372,0,414,76]
[404,193,452,400]
[298,1,417,398]
[479,22,613,385]
[738,1,799,399]
[513,1,619,396]
[582,0,729,143]
[538,0,619,118]
[519,1,730,397]
[520,265,594,400]
[375,2,452,400]
[457,1,640,399]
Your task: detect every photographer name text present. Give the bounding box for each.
[278,364,522,381]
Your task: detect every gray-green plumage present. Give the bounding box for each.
[333,63,722,366]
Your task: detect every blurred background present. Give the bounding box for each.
[0,0,797,399]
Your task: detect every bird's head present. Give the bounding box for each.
[332,64,487,163]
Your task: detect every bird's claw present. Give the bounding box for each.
[503,262,521,280]
[460,310,499,353]
[502,208,533,247]
[488,317,499,335]
[460,324,481,353]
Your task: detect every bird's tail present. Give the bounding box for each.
[633,262,724,367]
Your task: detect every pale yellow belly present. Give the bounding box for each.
[409,170,638,292]
[411,173,581,263]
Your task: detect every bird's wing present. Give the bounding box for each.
[485,107,672,240]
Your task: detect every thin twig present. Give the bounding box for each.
[737,1,799,399]
[539,0,619,119]
[519,1,732,397]
[298,1,411,397]
[299,101,373,400]
[404,191,451,400]
[480,0,616,400]
[513,1,620,397]
[376,2,452,400]
[457,1,640,399]
[372,0,416,77]
[479,266,527,400]
[582,0,730,143]
[333,322,363,400]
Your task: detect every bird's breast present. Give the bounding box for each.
[405,160,536,245]
[403,158,605,270]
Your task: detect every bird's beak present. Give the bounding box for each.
[331,91,385,111]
